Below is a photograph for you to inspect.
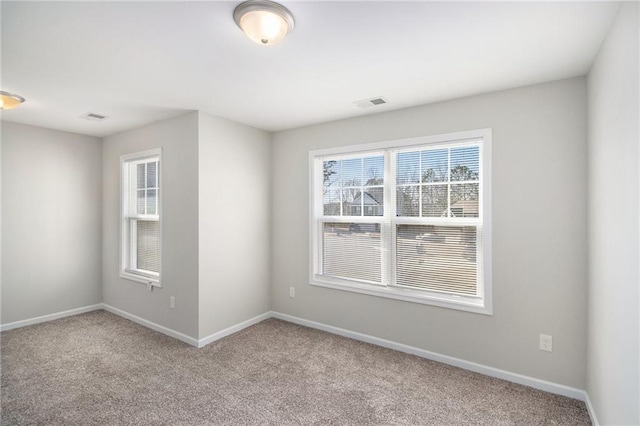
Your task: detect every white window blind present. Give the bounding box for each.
[310,130,491,314]
[121,149,162,286]
[321,154,385,285]
[136,219,160,273]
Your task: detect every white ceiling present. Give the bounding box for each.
[1,1,620,137]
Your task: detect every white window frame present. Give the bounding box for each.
[120,148,162,287]
[309,129,492,315]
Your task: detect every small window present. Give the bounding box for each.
[121,149,161,286]
[310,130,492,314]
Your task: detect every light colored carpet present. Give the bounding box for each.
[1,310,590,425]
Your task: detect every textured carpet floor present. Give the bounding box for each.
[1,310,590,425]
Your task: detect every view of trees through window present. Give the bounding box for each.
[322,155,384,216]
[320,143,481,296]
[322,146,479,218]
[313,137,488,309]
[121,152,161,283]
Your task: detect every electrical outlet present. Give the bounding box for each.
[289,287,295,298]
[170,296,175,309]
[539,334,552,352]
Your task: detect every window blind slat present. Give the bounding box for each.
[122,153,161,281]
[322,222,382,284]
[396,224,478,296]
[314,137,485,307]
[147,161,157,187]
[137,220,160,273]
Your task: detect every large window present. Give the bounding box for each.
[309,130,492,314]
[121,149,162,286]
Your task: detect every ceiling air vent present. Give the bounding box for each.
[80,112,109,122]
[354,97,388,109]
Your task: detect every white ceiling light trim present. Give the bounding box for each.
[233,0,294,46]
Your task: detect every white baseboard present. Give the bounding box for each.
[1,302,271,350]
[270,311,587,402]
[584,392,600,426]
[0,304,103,331]
[0,304,599,425]
[197,312,272,348]
[101,304,199,347]
[102,304,271,349]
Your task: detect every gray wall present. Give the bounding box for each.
[1,122,102,323]
[271,77,588,389]
[587,3,639,424]
[198,112,271,339]
[102,112,199,338]
[1,123,2,322]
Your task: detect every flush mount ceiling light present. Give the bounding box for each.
[0,91,25,110]
[233,0,294,46]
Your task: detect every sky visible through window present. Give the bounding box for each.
[323,145,480,218]
[397,146,479,184]
[324,146,479,187]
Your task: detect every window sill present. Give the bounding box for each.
[310,275,491,315]
[121,270,161,288]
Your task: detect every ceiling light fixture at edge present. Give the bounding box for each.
[0,91,25,110]
[233,0,294,46]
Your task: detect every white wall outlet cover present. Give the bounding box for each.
[539,334,553,352]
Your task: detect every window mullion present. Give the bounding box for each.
[155,160,160,216]
[476,224,483,298]
[120,149,162,286]
[418,149,423,218]
[144,162,148,216]
[339,161,343,216]
[447,148,451,217]
[309,131,490,314]
[315,159,324,278]
[386,150,396,287]
[129,163,137,217]
[130,218,137,271]
[360,158,364,217]
[127,164,135,275]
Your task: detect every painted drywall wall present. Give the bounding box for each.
[102,112,199,338]
[1,122,102,324]
[272,77,588,388]
[1,122,2,323]
[587,3,639,424]
[198,112,271,339]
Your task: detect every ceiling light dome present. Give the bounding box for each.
[233,0,294,46]
[0,91,25,110]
